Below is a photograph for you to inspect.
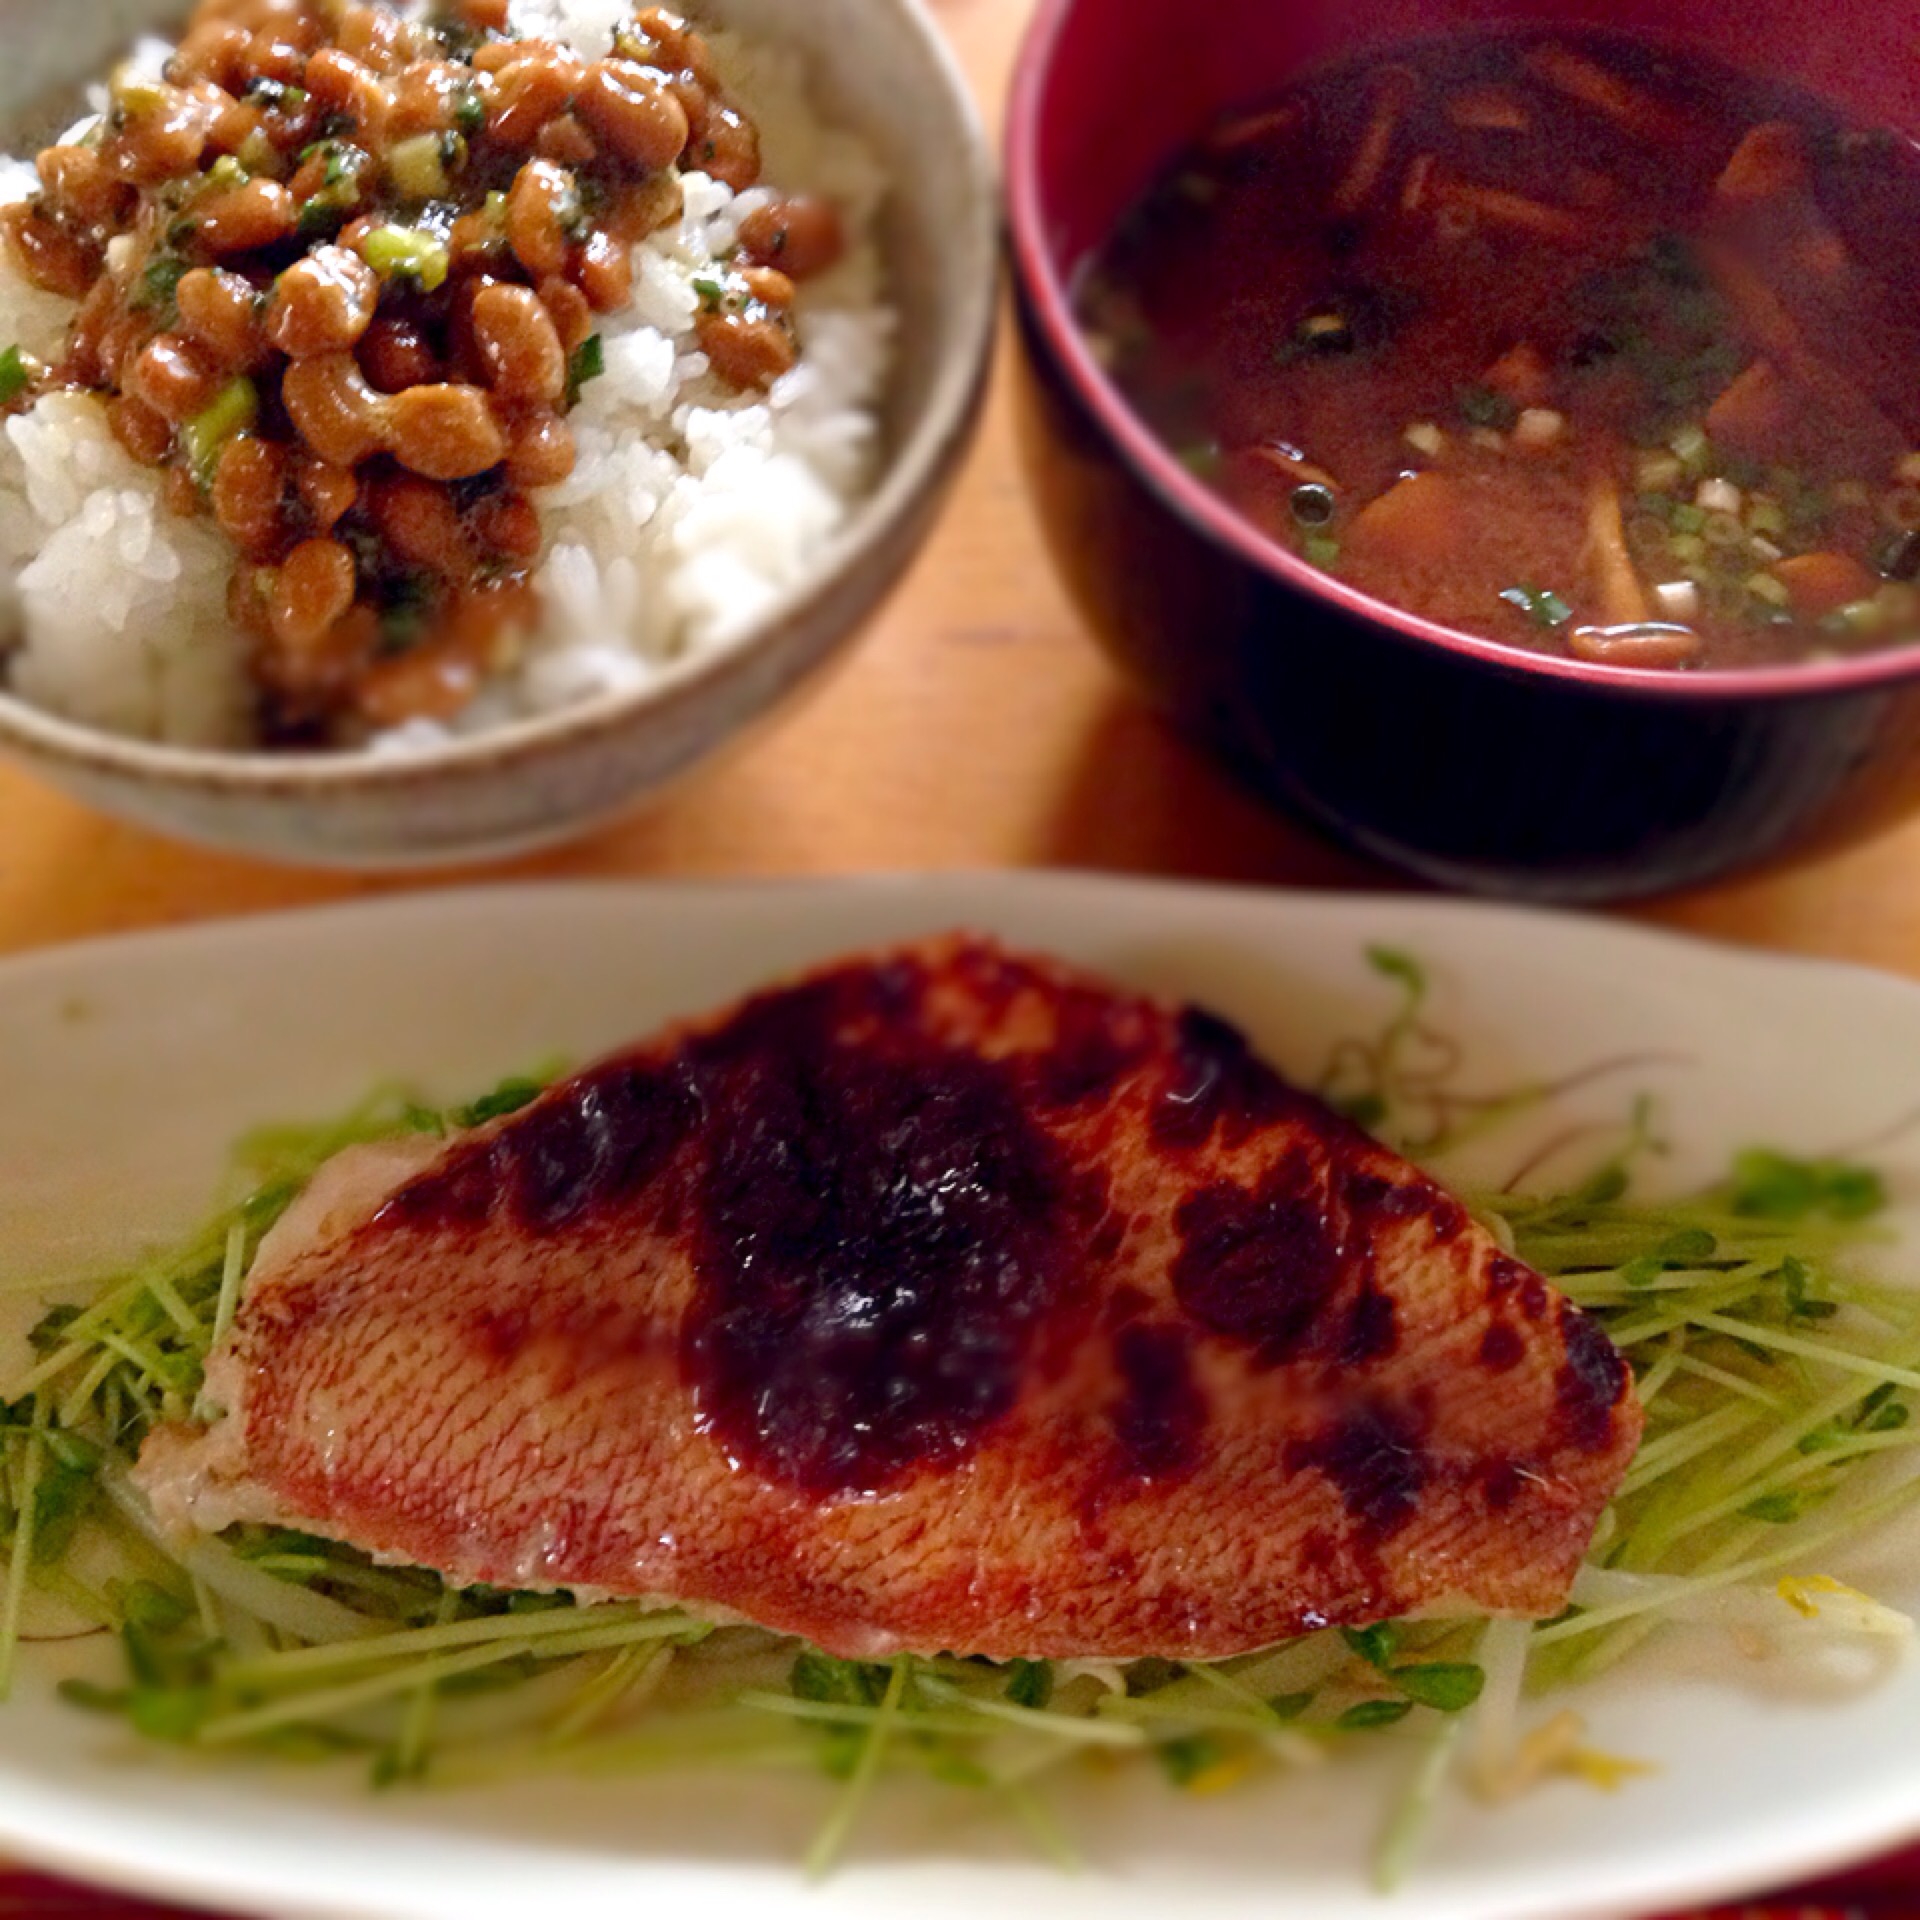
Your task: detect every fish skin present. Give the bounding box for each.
[136,937,1641,1661]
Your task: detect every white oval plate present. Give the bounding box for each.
[1,875,1918,1920]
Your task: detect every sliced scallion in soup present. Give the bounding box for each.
[1078,31,1920,670]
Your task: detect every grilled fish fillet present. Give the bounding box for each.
[136,937,1641,1660]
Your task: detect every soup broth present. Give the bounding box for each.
[1079,31,1920,671]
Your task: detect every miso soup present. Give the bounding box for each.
[1080,33,1920,670]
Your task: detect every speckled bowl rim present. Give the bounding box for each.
[0,0,1000,797]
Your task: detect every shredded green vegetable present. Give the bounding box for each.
[1498,580,1574,629]
[3,958,1916,1886]
[180,377,259,487]
[565,333,605,409]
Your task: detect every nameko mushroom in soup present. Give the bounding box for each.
[1078,31,1920,671]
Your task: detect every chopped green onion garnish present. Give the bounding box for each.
[244,78,308,110]
[0,344,32,407]
[203,155,250,194]
[109,70,166,117]
[1498,581,1573,628]
[136,254,188,321]
[362,225,450,293]
[1457,384,1519,432]
[385,133,452,202]
[565,334,605,409]
[1668,423,1712,475]
[180,377,259,486]
[1304,534,1341,569]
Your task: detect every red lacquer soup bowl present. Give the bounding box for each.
[1006,0,1920,901]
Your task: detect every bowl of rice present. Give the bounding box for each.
[0,0,994,865]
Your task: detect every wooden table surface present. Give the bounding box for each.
[3,0,1920,973]
[5,2,1920,1914]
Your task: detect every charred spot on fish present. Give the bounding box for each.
[1036,995,1153,1109]
[1344,1172,1391,1210]
[1171,1150,1348,1364]
[595,1065,702,1198]
[1109,1322,1207,1481]
[380,1060,698,1238]
[471,1304,532,1366]
[1488,1253,1549,1319]
[1151,1008,1298,1150]
[1299,1524,1338,1572]
[1287,1401,1428,1539]
[1482,1458,1523,1510]
[684,981,1076,1498]
[950,941,1026,1014]
[877,953,928,996]
[501,1064,698,1233]
[505,1088,605,1230]
[382,1135,505,1229]
[1479,1321,1524,1371]
[1487,1255,1525,1295]
[1089,1212,1126,1261]
[1104,1284,1151,1331]
[1343,1171,1432,1221]
[692,972,845,1069]
[1556,1301,1629,1451]
[1340,1283,1398,1363]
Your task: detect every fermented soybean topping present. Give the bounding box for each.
[0,0,846,742]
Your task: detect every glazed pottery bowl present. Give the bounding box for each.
[1007,0,1920,901]
[0,0,996,868]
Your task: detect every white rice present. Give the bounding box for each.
[0,3,894,750]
